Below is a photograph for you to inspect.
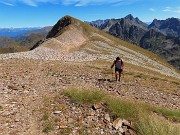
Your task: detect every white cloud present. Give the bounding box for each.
[163,7,180,13]
[62,0,139,6]
[0,1,14,6]
[149,8,155,12]
[19,0,37,7]
[0,0,140,7]
[0,0,60,6]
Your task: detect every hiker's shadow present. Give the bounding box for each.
[98,78,115,83]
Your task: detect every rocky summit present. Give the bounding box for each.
[89,15,180,70]
[0,15,180,135]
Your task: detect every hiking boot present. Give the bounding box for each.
[118,78,121,82]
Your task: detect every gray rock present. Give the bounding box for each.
[53,111,62,114]
[104,114,111,122]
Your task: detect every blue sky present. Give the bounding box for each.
[0,0,180,28]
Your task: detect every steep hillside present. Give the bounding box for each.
[0,27,40,37]
[99,14,148,44]
[4,15,180,79]
[0,36,18,48]
[140,29,180,69]
[0,15,179,135]
[88,19,109,29]
[89,15,180,70]
[148,18,180,37]
[15,26,52,40]
[0,26,52,54]
[0,45,28,54]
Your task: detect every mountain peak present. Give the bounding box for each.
[124,14,134,20]
[46,15,75,39]
[149,17,180,37]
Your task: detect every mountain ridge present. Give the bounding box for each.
[89,15,180,70]
[0,15,180,70]
[0,15,179,135]
[2,15,179,79]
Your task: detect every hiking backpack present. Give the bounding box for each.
[115,59,123,69]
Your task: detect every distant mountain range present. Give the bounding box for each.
[88,14,180,69]
[0,26,52,53]
[0,27,42,37]
[0,15,179,69]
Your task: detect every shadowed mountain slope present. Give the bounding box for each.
[148,18,180,37]
[89,15,180,70]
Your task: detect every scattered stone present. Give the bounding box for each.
[15,119,20,122]
[92,103,101,110]
[122,126,128,132]
[53,111,62,114]
[59,124,68,129]
[119,127,124,133]
[0,49,179,135]
[55,126,60,130]
[122,119,131,126]
[104,114,111,122]
[68,118,74,124]
[113,118,123,130]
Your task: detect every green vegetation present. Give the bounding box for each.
[150,77,160,80]
[0,106,3,110]
[0,45,28,54]
[106,97,147,121]
[64,88,106,105]
[171,81,180,85]
[134,74,148,79]
[42,113,49,121]
[154,107,180,122]
[58,128,72,135]
[42,123,54,133]
[0,32,46,54]
[136,116,180,135]
[63,88,180,135]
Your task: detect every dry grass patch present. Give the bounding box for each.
[136,115,180,135]
[0,106,3,111]
[64,88,106,105]
[42,123,54,133]
[153,107,180,122]
[63,88,180,134]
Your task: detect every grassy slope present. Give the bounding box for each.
[64,88,180,135]
[65,16,176,76]
[55,16,179,96]
[1,58,179,134]
[1,16,179,135]
[0,33,46,54]
[0,45,28,54]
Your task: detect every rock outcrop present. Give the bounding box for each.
[89,15,180,70]
[148,18,180,37]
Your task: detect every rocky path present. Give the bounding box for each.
[0,45,180,79]
[97,79,180,109]
[0,57,179,134]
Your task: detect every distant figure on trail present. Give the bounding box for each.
[111,57,124,82]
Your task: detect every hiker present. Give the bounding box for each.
[111,57,124,82]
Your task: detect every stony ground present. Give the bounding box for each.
[1,19,180,134]
[0,57,179,135]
